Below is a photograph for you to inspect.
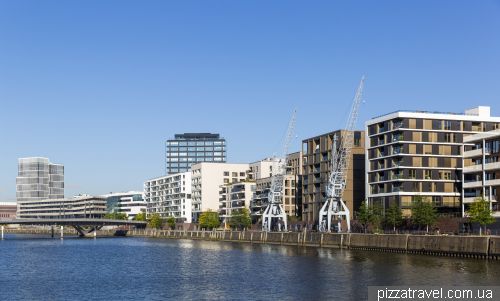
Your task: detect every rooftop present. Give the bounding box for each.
[169,133,223,140]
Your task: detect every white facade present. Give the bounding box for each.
[191,163,250,222]
[219,181,256,223]
[247,158,277,180]
[100,191,145,220]
[144,172,192,223]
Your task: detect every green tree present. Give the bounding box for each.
[356,199,372,233]
[198,209,221,229]
[410,195,438,232]
[166,216,176,229]
[385,202,404,231]
[133,210,146,221]
[370,201,384,231]
[467,196,496,235]
[230,207,252,230]
[149,213,164,229]
[103,212,128,220]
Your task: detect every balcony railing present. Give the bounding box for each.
[379,127,385,133]
[392,135,404,142]
[378,152,385,158]
[393,149,404,155]
[378,164,385,170]
[314,178,322,183]
[378,176,385,181]
[392,187,404,192]
[303,179,309,184]
[313,168,321,173]
[393,161,403,167]
[378,140,385,145]
[393,122,404,129]
[314,149,320,153]
[392,174,403,180]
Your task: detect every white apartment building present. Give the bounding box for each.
[191,163,250,222]
[100,191,145,220]
[366,106,500,215]
[462,129,500,217]
[219,181,256,224]
[247,158,276,180]
[144,172,192,223]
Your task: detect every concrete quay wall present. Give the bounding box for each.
[3,228,497,260]
[126,230,499,259]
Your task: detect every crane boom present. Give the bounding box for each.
[262,109,297,232]
[320,77,364,233]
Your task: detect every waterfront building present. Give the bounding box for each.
[219,181,256,225]
[0,202,17,219]
[301,131,365,222]
[249,152,303,222]
[191,163,249,223]
[16,157,64,217]
[461,129,500,217]
[165,133,227,175]
[16,195,106,219]
[246,157,275,180]
[101,191,145,220]
[365,106,500,215]
[144,172,192,222]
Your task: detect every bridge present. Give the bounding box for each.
[1,218,148,238]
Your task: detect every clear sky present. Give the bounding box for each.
[1,1,499,201]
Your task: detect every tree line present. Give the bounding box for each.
[357,195,496,234]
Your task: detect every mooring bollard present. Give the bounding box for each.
[51,226,54,238]
[94,229,97,238]
[61,226,64,239]
[1,226,4,240]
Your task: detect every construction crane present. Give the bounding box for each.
[262,109,297,232]
[319,77,364,233]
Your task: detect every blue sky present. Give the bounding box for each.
[1,1,499,201]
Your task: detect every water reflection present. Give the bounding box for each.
[2,235,500,300]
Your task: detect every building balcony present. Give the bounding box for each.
[313,178,322,183]
[463,195,498,203]
[393,149,404,155]
[463,181,483,188]
[463,164,484,173]
[464,148,489,158]
[392,187,403,192]
[484,162,500,172]
[378,152,385,158]
[392,135,404,142]
[485,179,500,186]
[378,140,385,146]
[378,176,385,181]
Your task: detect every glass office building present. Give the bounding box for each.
[16,157,64,217]
[165,133,227,174]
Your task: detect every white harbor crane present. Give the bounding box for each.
[262,109,297,232]
[319,77,364,233]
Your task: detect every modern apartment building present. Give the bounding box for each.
[101,191,145,220]
[16,157,64,217]
[144,172,192,223]
[246,157,275,180]
[219,181,256,225]
[165,133,227,175]
[249,152,303,222]
[191,163,249,223]
[302,130,365,222]
[462,129,500,217]
[16,195,106,219]
[366,106,500,215]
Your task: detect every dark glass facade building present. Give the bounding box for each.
[165,133,227,174]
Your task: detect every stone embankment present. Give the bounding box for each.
[6,228,500,260]
[126,229,500,260]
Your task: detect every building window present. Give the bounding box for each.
[197,158,204,162]
[232,172,237,177]
[224,178,229,183]
[424,170,432,180]
[188,158,196,162]
[188,147,196,151]
[239,172,245,177]
[444,121,451,130]
[197,152,204,156]
[197,142,204,146]
[197,147,204,151]
[409,170,416,179]
[188,142,196,146]
[214,147,222,151]
[214,158,222,161]
[232,178,237,182]
[224,172,229,176]
[205,158,213,162]
[205,152,213,156]
[205,141,214,146]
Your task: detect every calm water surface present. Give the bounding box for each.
[1,234,500,300]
